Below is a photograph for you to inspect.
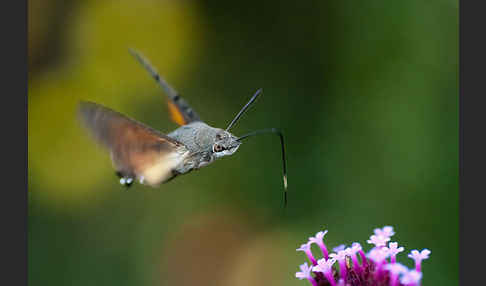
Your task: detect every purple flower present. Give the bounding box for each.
[312,257,336,275]
[385,242,405,264]
[313,258,337,286]
[384,262,408,275]
[385,263,408,286]
[408,249,431,272]
[296,262,318,286]
[367,247,390,281]
[400,270,422,286]
[333,244,346,253]
[367,234,390,248]
[346,243,364,274]
[351,242,362,251]
[309,230,329,259]
[368,247,390,264]
[374,226,395,238]
[297,242,318,266]
[295,226,430,286]
[329,250,348,261]
[330,250,349,281]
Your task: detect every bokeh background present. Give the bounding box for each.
[28,0,458,285]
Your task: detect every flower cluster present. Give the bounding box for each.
[295,226,430,286]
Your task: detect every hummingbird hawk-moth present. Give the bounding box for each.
[79,49,288,204]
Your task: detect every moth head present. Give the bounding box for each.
[212,130,241,158]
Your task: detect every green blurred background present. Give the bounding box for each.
[28,0,458,285]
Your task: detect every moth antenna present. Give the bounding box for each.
[226,88,263,131]
[237,128,288,207]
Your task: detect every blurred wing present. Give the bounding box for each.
[78,101,189,186]
[129,49,201,126]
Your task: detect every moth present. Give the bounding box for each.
[79,49,287,204]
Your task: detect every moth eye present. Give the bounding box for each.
[216,134,222,140]
[213,144,224,152]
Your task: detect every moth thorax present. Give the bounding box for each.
[195,125,221,150]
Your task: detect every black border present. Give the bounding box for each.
[2,0,27,285]
[460,0,485,285]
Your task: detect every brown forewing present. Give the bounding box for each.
[78,101,188,186]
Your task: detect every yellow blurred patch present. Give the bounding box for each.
[28,0,206,211]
